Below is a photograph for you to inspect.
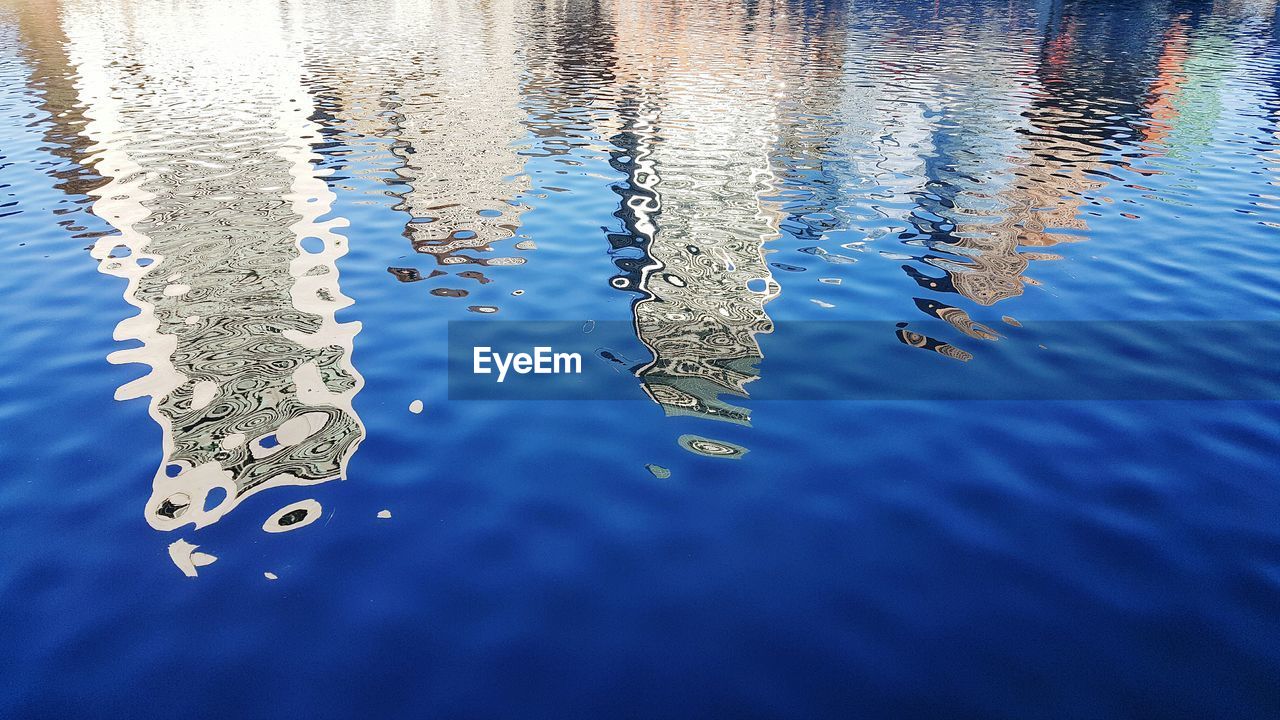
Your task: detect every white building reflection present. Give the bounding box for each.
[606,0,790,428]
[62,0,363,538]
[302,0,532,286]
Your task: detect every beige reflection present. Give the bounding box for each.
[608,1,791,427]
[63,0,363,532]
[2,0,99,200]
[915,22,1061,309]
[969,105,1100,305]
[305,0,531,278]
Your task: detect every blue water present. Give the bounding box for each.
[2,0,1279,717]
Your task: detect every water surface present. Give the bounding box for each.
[1,0,1279,717]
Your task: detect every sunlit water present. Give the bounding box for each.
[1,0,1278,716]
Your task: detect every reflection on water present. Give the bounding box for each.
[608,2,784,428]
[3,0,1280,713]
[3,0,1279,544]
[895,13,1055,311]
[304,0,532,294]
[64,0,364,537]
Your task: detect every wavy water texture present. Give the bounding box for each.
[607,2,788,428]
[2,1,1280,716]
[63,0,363,534]
[303,0,533,290]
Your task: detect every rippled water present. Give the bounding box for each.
[2,0,1279,716]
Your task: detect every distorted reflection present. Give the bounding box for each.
[881,5,1065,346]
[881,2,1242,356]
[607,1,784,429]
[304,0,532,293]
[2,0,1276,545]
[64,0,364,533]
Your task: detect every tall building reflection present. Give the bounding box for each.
[61,0,364,535]
[604,0,790,427]
[303,0,532,293]
[9,0,1275,488]
[892,8,1058,314]
[2,0,104,210]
